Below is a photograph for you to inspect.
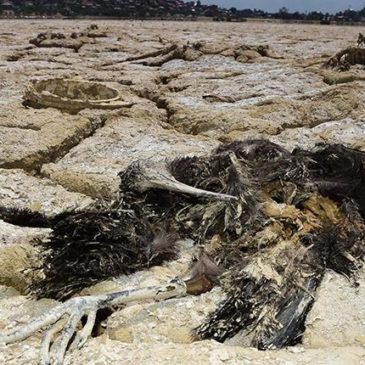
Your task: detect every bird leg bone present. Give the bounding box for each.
[0,278,187,365]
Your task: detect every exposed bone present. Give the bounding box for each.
[0,278,187,365]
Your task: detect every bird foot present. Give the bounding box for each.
[0,278,187,365]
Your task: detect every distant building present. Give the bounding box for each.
[0,0,15,16]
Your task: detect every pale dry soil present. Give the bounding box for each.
[0,20,364,364]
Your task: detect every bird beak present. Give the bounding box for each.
[148,175,238,202]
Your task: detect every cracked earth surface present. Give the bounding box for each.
[0,20,364,364]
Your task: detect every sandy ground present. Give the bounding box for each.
[0,20,364,364]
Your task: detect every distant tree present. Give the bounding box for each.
[307,11,324,21]
[291,11,303,20]
[343,9,360,21]
[279,7,288,15]
[3,0,365,22]
[278,6,291,20]
[205,5,219,17]
[137,7,147,18]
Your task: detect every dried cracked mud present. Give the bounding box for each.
[0,20,364,364]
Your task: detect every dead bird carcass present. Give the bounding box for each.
[29,32,84,52]
[24,78,134,113]
[323,32,365,71]
[0,139,364,363]
[29,26,108,53]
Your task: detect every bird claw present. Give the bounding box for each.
[0,296,98,365]
[0,279,187,365]
[39,298,98,365]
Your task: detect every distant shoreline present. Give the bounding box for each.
[1,16,365,26]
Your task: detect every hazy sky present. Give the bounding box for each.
[201,1,365,13]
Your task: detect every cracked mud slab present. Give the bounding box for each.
[0,105,99,170]
[0,169,93,216]
[42,105,218,197]
[303,269,365,348]
[270,117,365,151]
[0,220,50,291]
